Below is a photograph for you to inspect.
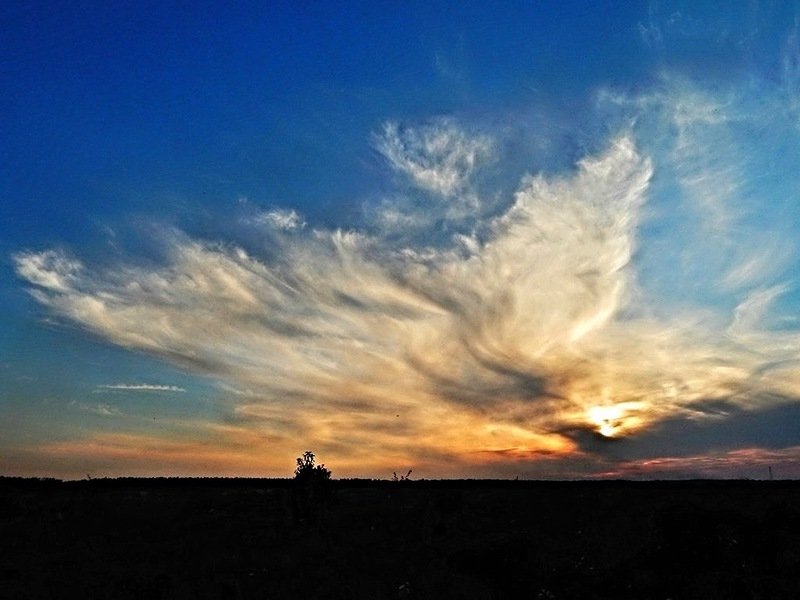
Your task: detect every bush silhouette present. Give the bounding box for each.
[291,451,331,525]
[294,451,331,483]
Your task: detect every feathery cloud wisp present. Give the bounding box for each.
[375,119,492,199]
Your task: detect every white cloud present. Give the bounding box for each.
[14,250,82,293]
[370,199,427,232]
[70,401,123,416]
[15,138,657,460]
[96,384,187,393]
[375,119,492,198]
[254,208,306,231]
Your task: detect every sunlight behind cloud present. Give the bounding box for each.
[14,91,800,474]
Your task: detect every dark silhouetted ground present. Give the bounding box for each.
[2,478,800,599]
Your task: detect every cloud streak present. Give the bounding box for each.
[95,384,187,393]
[71,402,123,417]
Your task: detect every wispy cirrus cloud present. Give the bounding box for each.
[13,82,800,476]
[375,118,492,199]
[14,134,652,470]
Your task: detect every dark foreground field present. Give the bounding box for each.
[2,478,800,599]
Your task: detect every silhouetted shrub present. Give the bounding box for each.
[291,451,331,525]
[294,451,331,484]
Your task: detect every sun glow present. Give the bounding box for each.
[588,403,643,438]
[590,406,621,437]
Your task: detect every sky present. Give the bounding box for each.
[3,1,800,479]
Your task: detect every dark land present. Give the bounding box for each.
[2,477,800,599]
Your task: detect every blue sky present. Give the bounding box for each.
[4,1,800,479]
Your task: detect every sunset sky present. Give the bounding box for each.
[4,1,800,479]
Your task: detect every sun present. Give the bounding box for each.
[587,403,646,438]
[588,405,624,438]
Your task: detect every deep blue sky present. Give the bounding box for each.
[4,2,800,478]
